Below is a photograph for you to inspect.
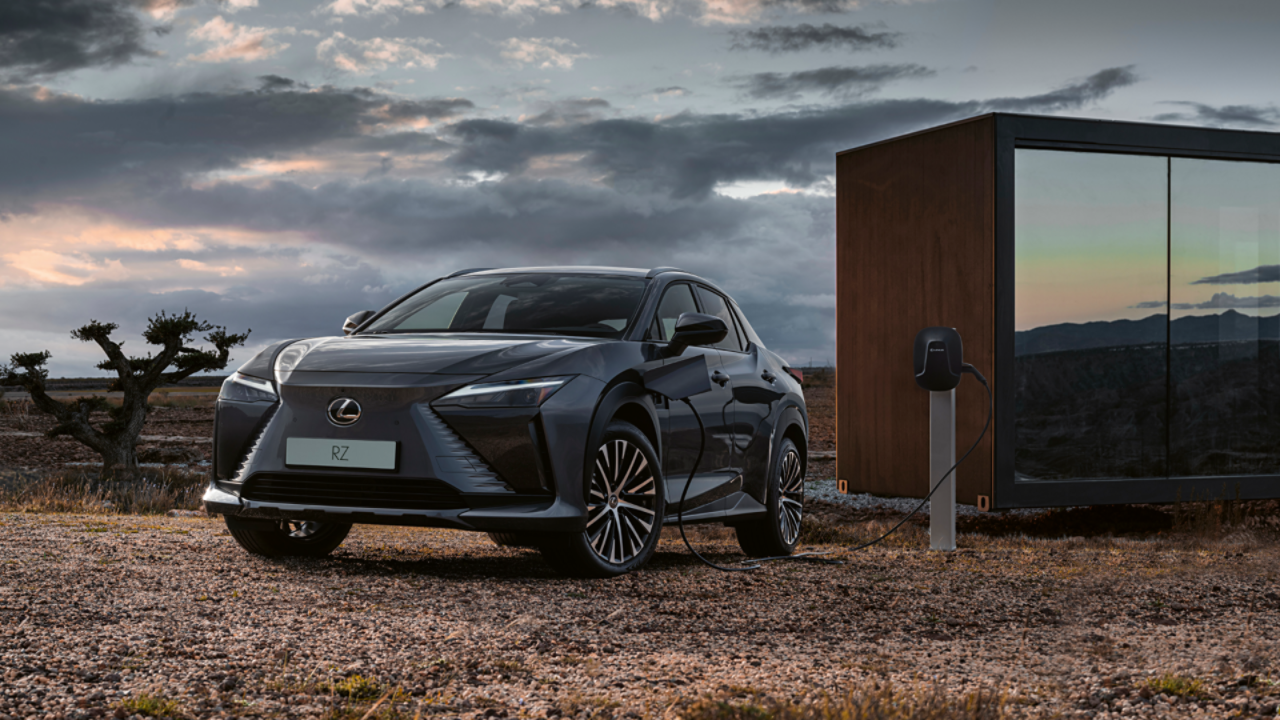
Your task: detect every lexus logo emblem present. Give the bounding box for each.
[327,398,361,426]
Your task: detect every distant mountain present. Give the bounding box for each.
[1016,310,1280,356]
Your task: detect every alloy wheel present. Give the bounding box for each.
[586,439,659,565]
[778,450,804,544]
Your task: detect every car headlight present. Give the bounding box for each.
[436,376,573,408]
[219,373,278,403]
[274,339,321,386]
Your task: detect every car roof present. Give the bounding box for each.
[454,266,731,298]
[465,266,651,278]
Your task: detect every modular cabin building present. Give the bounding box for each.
[836,113,1280,509]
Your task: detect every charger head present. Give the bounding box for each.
[914,327,964,392]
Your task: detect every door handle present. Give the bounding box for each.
[711,370,730,387]
[761,370,777,384]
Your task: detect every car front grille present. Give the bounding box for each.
[243,473,466,511]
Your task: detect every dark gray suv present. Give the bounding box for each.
[204,267,808,577]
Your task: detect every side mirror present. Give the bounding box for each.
[343,310,375,336]
[668,312,727,354]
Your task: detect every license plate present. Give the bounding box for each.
[285,438,398,470]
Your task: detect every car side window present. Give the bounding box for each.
[729,300,758,349]
[694,286,744,352]
[651,283,699,341]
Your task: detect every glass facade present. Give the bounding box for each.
[1170,159,1280,478]
[1013,150,1168,481]
[1015,149,1280,483]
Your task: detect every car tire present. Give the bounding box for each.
[225,517,351,558]
[539,421,666,578]
[487,532,542,548]
[735,437,805,558]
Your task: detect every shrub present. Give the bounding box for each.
[2,310,247,478]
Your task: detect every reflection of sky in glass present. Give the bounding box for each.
[1171,158,1280,320]
[1015,149,1168,331]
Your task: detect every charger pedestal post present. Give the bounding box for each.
[929,389,957,551]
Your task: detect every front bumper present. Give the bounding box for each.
[210,371,605,533]
[203,482,586,531]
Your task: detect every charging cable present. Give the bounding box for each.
[672,364,990,572]
[676,399,839,572]
[842,364,991,553]
[676,398,759,572]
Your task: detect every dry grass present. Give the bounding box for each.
[681,683,1005,720]
[0,467,207,514]
[119,691,183,718]
[146,391,218,409]
[0,398,40,431]
[1143,674,1207,699]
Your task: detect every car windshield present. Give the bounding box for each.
[361,274,649,339]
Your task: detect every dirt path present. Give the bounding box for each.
[1,514,1277,719]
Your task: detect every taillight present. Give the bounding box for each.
[785,367,803,384]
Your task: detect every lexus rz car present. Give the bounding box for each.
[204,267,808,577]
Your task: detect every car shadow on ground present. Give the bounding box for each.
[250,541,759,581]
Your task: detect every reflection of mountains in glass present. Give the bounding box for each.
[1014,316,1280,482]
[1015,310,1280,356]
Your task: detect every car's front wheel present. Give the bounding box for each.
[539,421,666,578]
[225,517,352,557]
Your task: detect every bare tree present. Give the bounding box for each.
[3,310,249,478]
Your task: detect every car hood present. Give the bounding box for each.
[287,333,608,376]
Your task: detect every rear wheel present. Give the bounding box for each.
[539,421,665,578]
[225,517,351,558]
[736,438,804,557]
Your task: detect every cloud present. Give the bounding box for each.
[522,98,611,126]
[1193,264,1280,285]
[317,32,447,74]
[985,66,1138,113]
[728,23,902,53]
[701,0,885,25]
[1180,293,1280,310]
[315,0,912,25]
[0,83,475,208]
[0,66,1142,374]
[0,66,1139,209]
[732,63,932,99]
[186,16,292,64]
[3,181,837,369]
[219,0,258,11]
[1131,293,1280,310]
[322,0,428,16]
[652,86,692,97]
[1152,101,1280,128]
[498,38,590,70]
[0,0,159,80]
[257,74,299,91]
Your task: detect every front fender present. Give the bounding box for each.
[584,381,662,484]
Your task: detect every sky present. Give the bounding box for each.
[3,0,1280,376]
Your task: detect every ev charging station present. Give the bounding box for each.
[914,326,988,553]
[929,388,956,551]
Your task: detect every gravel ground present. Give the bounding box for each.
[806,476,1043,519]
[2,513,1278,720]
